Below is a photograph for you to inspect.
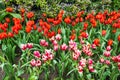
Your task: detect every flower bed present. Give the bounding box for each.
[0,6,120,80]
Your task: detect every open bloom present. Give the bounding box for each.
[69,40,77,51]
[60,43,68,51]
[40,39,48,47]
[27,43,33,49]
[79,58,86,67]
[103,51,110,57]
[35,60,41,67]
[20,44,27,50]
[55,34,61,40]
[73,50,81,60]
[82,44,93,56]
[42,49,54,62]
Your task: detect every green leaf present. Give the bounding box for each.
[11,46,16,63]
[67,68,76,76]
[9,13,22,19]
[0,12,8,21]
[16,70,24,76]
[2,44,7,51]
[3,76,10,80]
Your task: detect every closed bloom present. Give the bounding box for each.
[100,58,105,63]
[44,42,48,47]
[40,39,48,47]
[40,39,46,45]
[42,54,48,62]
[27,12,34,18]
[64,17,71,24]
[93,38,100,46]
[78,65,83,73]
[91,44,96,49]
[6,7,13,12]
[88,59,93,65]
[33,51,41,58]
[102,30,106,36]
[118,63,120,70]
[105,60,110,65]
[49,36,55,42]
[118,35,120,42]
[107,39,113,46]
[80,32,88,38]
[54,45,59,51]
[88,65,95,72]
[52,40,58,46]
[45,49,51,55]
[30,59,36,67]
[106,46,111,51]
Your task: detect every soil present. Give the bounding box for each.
[0,68,4,80]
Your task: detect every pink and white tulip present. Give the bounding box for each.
[33,51,41,58]
[60,43,68,51]
[55,34,61,40]
[30,59,36,67]
[20,44,27,50]
[103,51,110,57]
[27,43,33,49]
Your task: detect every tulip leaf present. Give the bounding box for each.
[9,13,22,19]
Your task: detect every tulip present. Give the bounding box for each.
[54,45,59,51]
[40,40,46,46]
[30,59,36,67]
[88,59,93,65]
[42,54,48,62]
[69,40,77,51]
[88,65,95,72]
[33,51,41,58]
[52,40,58,46]
[60,43,68,51]
[103,51,110,57]
[79,58,86,67]
[100,58,105,63]
[91,44,96,49]
[105,60,110,65]
[78,65,83,73]
[20,44,27,50]
[35,60,41,67]
[55,34,61,41]
[106,46,111,51]
[27,43,33,49]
